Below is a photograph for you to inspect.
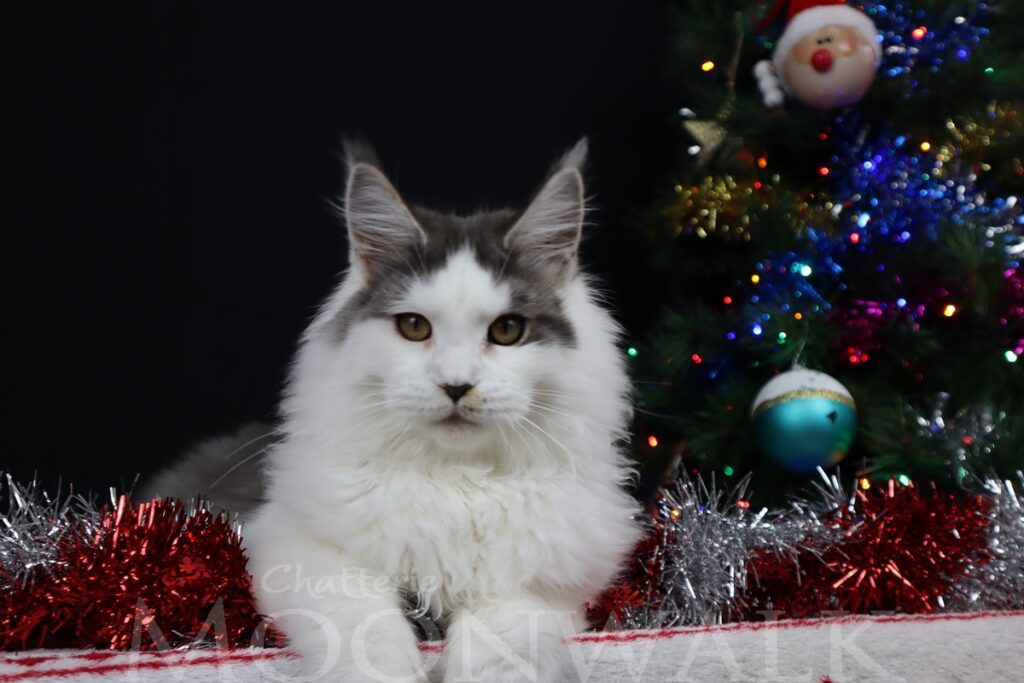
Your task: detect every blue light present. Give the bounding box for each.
[863,161,874,171]
[897,298,907,307]
[726,331,736,341]
[858,213,871,228]
[752,324,763,336]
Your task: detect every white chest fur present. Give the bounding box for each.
[260,455,640,618]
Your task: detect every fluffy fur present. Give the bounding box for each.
[154,140,642,682]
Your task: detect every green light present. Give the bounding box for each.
[984,66,995,74]
[957,467,968,480]
[723,466,735,477]
[777,332,787,344]
[799,265,812,277]
[897,474,911,486]
[626,347,638,358]
[1006,350,1019,363]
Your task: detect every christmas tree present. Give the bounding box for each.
[631,0,1024,502]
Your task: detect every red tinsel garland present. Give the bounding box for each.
[744,482,992,618]
[593,479,996,627]
[1,496,268,651]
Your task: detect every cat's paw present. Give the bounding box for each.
[286,614,429,683]
[443,649,559,683]
[296,640,428,683]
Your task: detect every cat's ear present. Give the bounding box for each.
[504,138,588,284]
[343,142,426,280]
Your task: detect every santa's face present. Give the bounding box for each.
[781,25,879,110]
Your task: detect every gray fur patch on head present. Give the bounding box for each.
[331,207,577,347]
[330,140,589,348]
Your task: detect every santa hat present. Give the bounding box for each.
[754,0,881,107]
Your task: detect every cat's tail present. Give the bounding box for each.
[139,421,277,519]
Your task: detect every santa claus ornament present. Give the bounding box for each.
[754,0,881,110]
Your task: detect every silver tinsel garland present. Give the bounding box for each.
[0,474,101,591]
[946,472,1024,611]
[615,468,1024,629]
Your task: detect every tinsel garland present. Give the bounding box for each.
[0,475,268,651]
[2,471,1022,652]
[592,470,1024,629]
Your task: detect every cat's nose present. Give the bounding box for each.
[440,383,474,403]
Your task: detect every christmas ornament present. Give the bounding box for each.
[750,368,857,472]
[754,0,881,110]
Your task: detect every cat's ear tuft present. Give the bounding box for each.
[504,138,588,284]
[343,142,426,280]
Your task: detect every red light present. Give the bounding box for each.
[737,499,750,510]
[691,353,703,364]
[647,435,659,448]
[849,355,860,364]
[725,404,734,412]
[818,133,828,141]
[723,296,733,305]
[819,166,830,176]
[753,181,763,189]
[963,436,973,445]
[911,26,927,40]
[850,232,860,244]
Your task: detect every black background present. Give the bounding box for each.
[6,2,676,493]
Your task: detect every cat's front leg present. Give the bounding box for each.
[245,515,428,682]
[442,597,578,683]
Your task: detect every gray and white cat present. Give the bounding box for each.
[146,141,641,682]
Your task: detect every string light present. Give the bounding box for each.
[1006,350,1019,363]
[818,166,830,176]
[701,61,715,72]
[626,347,638,358]
[690,353,703,364]
[920,141,932,152]
[751,274,761,284]
[943,304,957,317]
[911,25,927,40]
[647,435,659,448]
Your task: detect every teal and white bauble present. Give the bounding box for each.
[750,368,857,473]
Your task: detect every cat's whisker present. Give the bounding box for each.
[208,441,278,489]
[217,430,282,461]
[517,415,573,460]
[530,402,606,430]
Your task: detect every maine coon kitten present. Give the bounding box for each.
[150,141,642,682]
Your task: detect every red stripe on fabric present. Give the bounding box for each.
[1,650,198,666]
[0,650,297,681]
[5,609,1023,676]
[572,609,1024,645]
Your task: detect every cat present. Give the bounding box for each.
[146,140,642,682]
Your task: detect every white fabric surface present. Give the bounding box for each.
[3,611,1022,682]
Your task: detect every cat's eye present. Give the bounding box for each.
[395,313,432,342]
[488,314,526,346]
